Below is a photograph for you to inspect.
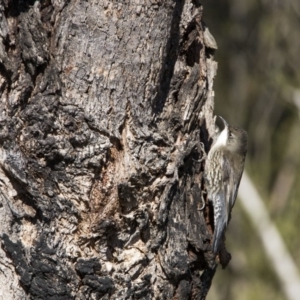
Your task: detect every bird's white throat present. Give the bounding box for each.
[213,127,228,149]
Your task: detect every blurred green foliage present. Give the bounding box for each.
[203,0,300,299]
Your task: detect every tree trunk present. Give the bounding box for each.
[0,0,218,299]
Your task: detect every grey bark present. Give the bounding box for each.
[0,0,219,299]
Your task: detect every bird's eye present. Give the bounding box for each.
[229,132,233,138]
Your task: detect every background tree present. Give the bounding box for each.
[0,0,229,299]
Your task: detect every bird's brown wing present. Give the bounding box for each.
[221,154,231,225]
[222,153,245,224]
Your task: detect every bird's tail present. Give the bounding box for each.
[212,220,226,254]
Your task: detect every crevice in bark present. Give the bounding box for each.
[152,1,184,115]
[5,0,36,16]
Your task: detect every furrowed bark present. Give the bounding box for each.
[0,0,218,299]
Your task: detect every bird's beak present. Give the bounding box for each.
[218,116,228,129]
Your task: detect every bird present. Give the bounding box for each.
[204,116,248,254]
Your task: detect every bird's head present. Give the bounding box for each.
[214,116,248,154]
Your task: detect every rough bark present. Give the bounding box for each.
[0,0,218,299]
